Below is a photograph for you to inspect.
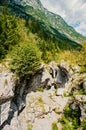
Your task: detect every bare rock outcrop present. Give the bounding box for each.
[0,62,86,130]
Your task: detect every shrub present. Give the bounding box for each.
[63,105,80,129]
[81,118,86,130]
[58,105,81,130]
[58,116,74,130]
[10,42,41,79]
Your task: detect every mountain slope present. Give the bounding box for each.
[0,0,86,49]
[6,0,86,45]
[9,0,43,10]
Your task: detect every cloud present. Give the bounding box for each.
[75,22,86,36]
[40,0,86,36]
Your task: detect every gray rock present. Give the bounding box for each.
[0,71,15,104]
[26,62,70,93]
[0,101,11,125]
[1,62,85,130]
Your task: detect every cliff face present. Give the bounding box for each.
[0,62,86,130]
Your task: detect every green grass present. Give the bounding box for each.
[28,124,33,130]
[4,79,8,86]
[52,122,58,130]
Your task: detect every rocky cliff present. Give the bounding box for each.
[0,62,86,130]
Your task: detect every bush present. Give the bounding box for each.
[10,42,41,79]
[58,105,81,130]
[63,105,80,129]
[81,118,86,130]
[58,116,74,130]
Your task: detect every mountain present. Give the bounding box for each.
[7,0,86,44]
[1,0,86,47]
[11,0,43,9]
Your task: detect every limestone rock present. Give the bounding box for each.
[56,88,65,96]
[0,71,15,104]
[0,62,85,130]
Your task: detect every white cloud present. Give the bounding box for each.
[75,22,86,36]
[40,0,86,36]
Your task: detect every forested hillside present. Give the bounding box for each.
[0,4,86,73]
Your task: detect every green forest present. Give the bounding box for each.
[0,6,86,79]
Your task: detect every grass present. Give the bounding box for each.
[52,122,58,130]
[28,124,33,130]
[58,116,74,130]
[36,97,45,111]
[4,79,8,86]
[35,87,44,92]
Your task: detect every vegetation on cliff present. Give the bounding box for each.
[10,41,41,79]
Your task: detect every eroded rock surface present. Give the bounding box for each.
[0,71,15,104]
[0,62,86,130]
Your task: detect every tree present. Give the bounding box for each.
[0,7,19,59]
[10,42,41,79]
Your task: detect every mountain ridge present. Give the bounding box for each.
[1,0,86,46]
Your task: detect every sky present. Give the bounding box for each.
[40,0,86,36]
